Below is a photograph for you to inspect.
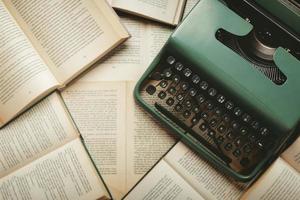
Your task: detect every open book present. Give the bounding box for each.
[107,0,187,25]
[0,92,111,200]
[79,14,173,82]
[241,137,300,200]
[0,0,129,128]
[62,81,177,199]
[124,137,300,200]
[124,142,246,200]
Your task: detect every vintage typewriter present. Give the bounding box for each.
[134,0,300,182]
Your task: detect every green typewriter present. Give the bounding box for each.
[134,0,300,182]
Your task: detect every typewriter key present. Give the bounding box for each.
[146,85,156,95]
[208,88,217,97]
[233,149,241,157]
[158,91,166,99]
[183,68,192,77]
[168,87,177,95]
[200,81,208,90]
[192,75,200,84]
[167,56,175,65]
[166,98,175,106]
[175,62,184,71]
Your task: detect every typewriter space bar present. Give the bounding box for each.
[154,103,231,164]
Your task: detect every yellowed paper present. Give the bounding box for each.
[124,160,205,200]
[0,93,78,178]
[0,138,110,200]
[0,1,58,127]
[3,0,129,85]
[165,142,246,200]
[62,81,176,199]
[79,15,172,82]
[282,137,300,173]
[110,0,186,25]
[242,158,300,200]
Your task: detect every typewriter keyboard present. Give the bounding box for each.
[141,55,274,173]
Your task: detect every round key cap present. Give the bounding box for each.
[175,104,183,112]
[183,110,191,118]
[225,101,234,110]
[146,85,156,95]
[225,143,233,151]
[257,140,265,149]
[206,101,214,110]
[208,88,217,97]
[210,119,218,127]
[166,98,175,106]
[163,68,172,78]
[191,117,199,125]
[234,107,243,116]
[192,75,200,84]
[199,123,208,131]
[189,88,197,97]
[252,121,260,130]
[175,62,183,71]
[193,106,200,113]
[176,93,184,101]
[172,75,181,83]
[214,108,222,116]
[240,127,248,136]
[208,130,216,137]
[217,95,226,103]
[260,127,269,136]
[158,91,166,99]
[196,95,205,104]
[200,81,208,90]
[218,125,226,133]
[217,136,225,144]
[167,56,175,64]
[233,149,241,157]
[201,112,208,119]
[232,121,239,129]
[234,138,242,147]
[183,68,192,77]
[168,87,176,95]
[223,114,231,122]
[242,113,251,123]
[185,100,192,109]
[181,82,189,91]
[159,80,168,88]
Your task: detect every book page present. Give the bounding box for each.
[124,160,205,200]
[0,93,78,178]
[62,81,127,200]
[61,81,176,199]
[79,14,172,82]
[125,82,176,190]
[110,0,186,25]
[281,137,300,173]
[242,157,300,200]
[0,1,58,127]
[4,0,129,85]
[165,142,246,200]
[0,138,110,200]
[183,0,200,18]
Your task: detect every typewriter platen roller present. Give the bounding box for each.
[134,0,300,182]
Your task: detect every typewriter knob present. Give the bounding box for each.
[249,29,277,61]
